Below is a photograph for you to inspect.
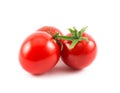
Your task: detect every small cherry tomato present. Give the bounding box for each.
[37,26,63,36]
[37,26,63,49]
[60,27,97,69]
[19,32,60,74]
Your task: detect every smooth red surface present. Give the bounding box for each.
[37,26,63,36]
[19,32,60,74]
[61,33,97,69]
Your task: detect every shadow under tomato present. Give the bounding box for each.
[32,60,84,77]
[48,63,80,75]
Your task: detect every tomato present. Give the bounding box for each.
[37,26,63,36]
[60,27,97,69]
[37,26,63,50]
[19,32,60,74]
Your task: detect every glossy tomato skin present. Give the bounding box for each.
[37,26,63,36]
[61,33,97,69]
[19,32,60,74]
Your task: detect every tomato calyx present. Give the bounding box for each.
[53,33,61,45]
[54,26,89,49]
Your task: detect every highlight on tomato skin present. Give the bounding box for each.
[19,32,60,75]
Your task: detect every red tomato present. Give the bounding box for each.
[61,33,97,69]
[19,32,60,74]
[37,26,63,50]
[37,26,63,36]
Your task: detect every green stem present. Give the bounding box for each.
[56,36,73,41]
[53,26,88,49]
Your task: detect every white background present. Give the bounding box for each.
[0,0,120,93]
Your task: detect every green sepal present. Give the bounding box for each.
[70,39,79,49]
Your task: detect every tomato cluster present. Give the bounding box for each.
[19,26,97,75]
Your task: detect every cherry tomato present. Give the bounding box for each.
[37,26,63,50]
[37,26,63,36]
[19,32,60,74]
[61,28,97,69]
